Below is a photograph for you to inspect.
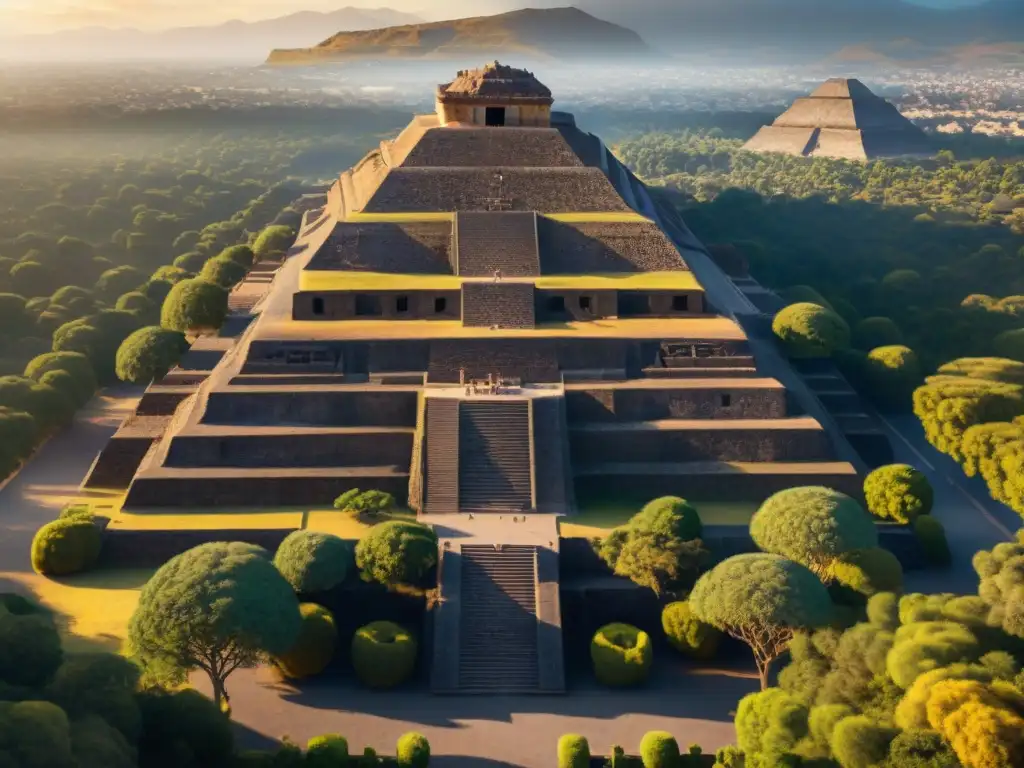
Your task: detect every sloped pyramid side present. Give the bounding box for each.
[744,78,931,160]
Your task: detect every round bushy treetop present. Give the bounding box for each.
[199,257,247,289]
[0,293,28,332]
[735,688,809,762]
[895,662,998,731]
[830,715,899,768]
[150,265,190,285]
[306,735,348,768]
[0,607,63,688]
[173,251,208,273]
[925,679,1024,768]
[273,530,352,593]
[886,729,958,768]
[882,269,924,296]
[0,375,74,430]
[807,704,856,753]
[772,302,850,358]
[48,652,142,741]
[782,285,833,311]
[141,279,173,305]
[831,548,904,600]
[95,266,143,300]
[864,464,934,523]
[853,317,903,350]
[0,407,37,463]
[273,603,337,680]
[355,520,437,587]
[52,323,101,358]
[11,261,56,298]
[24,351,97,406]
[866,345,922,410]
[115,291,156,315]
[129,541,302,711]
[661,600,720,660]
[253,225,295,259]
[396,732,431,768]
[750,486,878,579]
[160,278,228,333]
[639,731,679,768]
[218,245,256,268]
[689,554,833,689]
[630,496,702,541]
[886,621,981,689]
[994,329,1024,364]
[914,516,952,568]
[973,540,1024,638]
[30,518,103,576]
[0,700,76,768]
[135,688,234,768]
[114,326,188,385]
[50,286,92,308]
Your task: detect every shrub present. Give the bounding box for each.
[135,689,234,768]
[914,516,952,567]
[306,734,348,768]
[887,621,980,689]
[866,345,922,411]
[30,518,103,576]
[735,688,808,761]
[334,489,396,519]
[114,291,155,315]
[853,317,903,350]
[829,715,898,768]
[782,285,833,310]
[351,621,417,689]
[48,652,142,740]
[639,731,679,768]
[895,663,997,730]
[172,251,208,273]
[714,746,745,767]
[95,266,143,300]
[808,703,856,752]
[114,326,187,384]
[749,486,877,579]
[24,351,97,406]
[557,734,590,768]
[273,603,337,680]
[396,732,430,768]
[590,623,652,687]
[355,521,437,587]
[253,225,296,259]
[864,464,934,523]
[199,257,247,289]
[0,608,63,687]
[772,302,850,358]
[994,329,1024,363]
[218,245,256,268]
[662,600,721,659]
[631,496,702,541]
[831,548,904,599]
[886,729,958,768]
[160,278,227,334]
[273,530,352,593]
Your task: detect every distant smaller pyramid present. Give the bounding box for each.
[744,78,931,161]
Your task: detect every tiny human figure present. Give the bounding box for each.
[459,367,466,386]
[493,269,502,283]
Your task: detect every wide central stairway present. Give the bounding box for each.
[458,401,532,512]
[458,545,540,692]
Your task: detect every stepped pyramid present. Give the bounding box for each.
[744,78,931,161]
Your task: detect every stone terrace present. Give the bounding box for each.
[538,218,688,274]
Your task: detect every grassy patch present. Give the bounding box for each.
[299,271,461,292]
[562,498,759,538]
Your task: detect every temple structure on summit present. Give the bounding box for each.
[744,78,931,161]
[88,61,862,514]
[86,61,867,695]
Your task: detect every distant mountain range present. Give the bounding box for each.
[575,0,1024,56]
[266,7,651,64]
[0,7,424,62]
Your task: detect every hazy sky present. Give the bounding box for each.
[0,0,994,34]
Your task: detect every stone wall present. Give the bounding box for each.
[136,390,193,416]
[125,472,409,508]
[461,282,535,328]
[164,430,413,468]
[570,425,834,463]
[368,342,431,374]
[428,340,560,383]
[293,290,461,321]
[203,389,418,426]
[83,437,156,490]
[566,386,787,422]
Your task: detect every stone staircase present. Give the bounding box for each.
[424,398,459,513]
[458,545,540,693]
[455,212,540,277]
[458,401,532,513]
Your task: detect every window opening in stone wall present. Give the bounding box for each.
[434,297,447,313]
[397,296,410,313]
[721,394,732,408]
[672,295,689,311]
[312,297,324,315]
[579,296,592,311]
[355,295,382,316]
[485,107,506,126]
[547,295,565,313]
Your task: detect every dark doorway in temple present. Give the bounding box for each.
[485,107,506,126]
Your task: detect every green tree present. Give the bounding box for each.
[252,225,295,259]
[11,262,56,298]
[128,541,302,712]
[830,715,899,768]
[199,257,247,288]
[272,530,352,593]
[0,606,63,688]
[864,464,934,523]
[749,486,878,580]
[773,303,851,358]
[114,326,188,384]
[354,521,437,587]
[661,600,721,659]
[854,317,904,350]
[160,278,228,334]
[95,266,143,300]
[689,553,833,689]
[867,345,923,411]
[218,245,256,268]
[734,688,808,766]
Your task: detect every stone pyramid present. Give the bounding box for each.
[744,78,931,161]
